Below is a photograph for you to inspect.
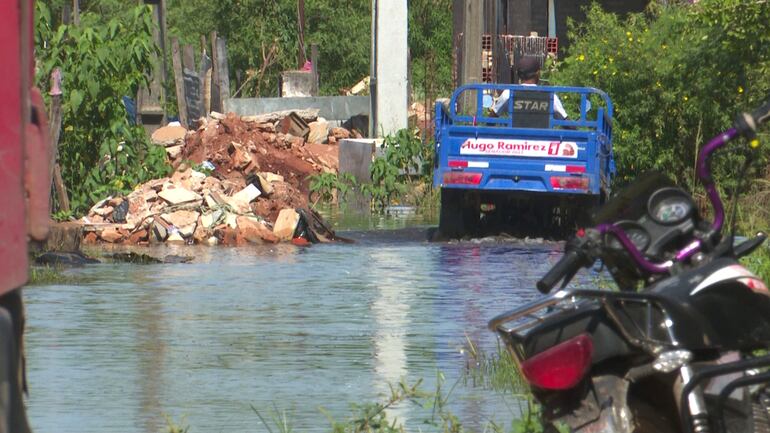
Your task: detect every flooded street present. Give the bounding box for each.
[23,215,593,433]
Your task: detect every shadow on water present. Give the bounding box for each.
[24,206,592,433]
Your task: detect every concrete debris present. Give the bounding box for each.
[307,121,329,144]
[330,127,351,140]
[345,76,370,96]
[151,125,187,146]
[241,108,319,125]
[278,112,310,139]
[273,208,300,240]
[167,232,186,244]
[82,109,353,246]
[158,187,202,205]
[100,227,123,243]
[254,173,274,196]
[166,144,184,159]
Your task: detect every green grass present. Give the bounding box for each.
[26,265,77,286]
[742,244,770,283]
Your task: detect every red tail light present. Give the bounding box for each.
[550,176,590,191]
[520,334,593,390]
[444,172,482,185]
[448,160,469,168]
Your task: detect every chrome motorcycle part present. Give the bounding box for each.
[653,350,693,373]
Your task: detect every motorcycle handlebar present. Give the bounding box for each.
[537,250,583,294]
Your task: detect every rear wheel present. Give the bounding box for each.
[438,189,479,239]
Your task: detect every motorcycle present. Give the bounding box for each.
[489,99,770,433]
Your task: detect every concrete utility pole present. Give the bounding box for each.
[460,0,483,113]
[371,0,408,137]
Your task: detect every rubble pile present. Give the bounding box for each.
[83,110,357,246]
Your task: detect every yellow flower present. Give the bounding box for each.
[656,81,661,87]
[738,86,744,94]
[602,65,607,69]
[628,37,634,42]
[593,70,598,75]
[612,71,617,76]
[609,57,614,63]
[626,31,632,37]
[578,54,585,61]
[662,44,667,49]
[683,96,689,101]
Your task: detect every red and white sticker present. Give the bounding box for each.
[459,138,579,159]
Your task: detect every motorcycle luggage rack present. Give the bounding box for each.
[679,354,770,433]
[489,288,684,355]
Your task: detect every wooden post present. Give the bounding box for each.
[182,44,195,71]
[62,4,72,24]
[452,0,464,87]
[200,35,211,115]
[297,0,307,68]
[171,37,188,127]
[216,37,230,105]
[47,69,70,213]
[209,31,221,113]
[310,44,319,96]
[72,0,80,26]
[461,0,483,114]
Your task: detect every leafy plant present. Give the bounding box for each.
[35,2,171,215]
[361,158,406,210]
[51,210,75,222]
[360,128,437,211]
[308,172,359,205]
[382,129,425,176]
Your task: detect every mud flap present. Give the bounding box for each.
[547,375,634,433]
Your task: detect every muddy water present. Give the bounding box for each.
[24,215,594,433]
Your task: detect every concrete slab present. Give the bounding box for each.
[339,139,379,185]
[224,96,369,123]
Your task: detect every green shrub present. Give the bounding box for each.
[308,172,359,204]
[35,3,171,215]
[549,0,770,189]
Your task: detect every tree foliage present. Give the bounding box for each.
[35,2,170,214]
[40,1,456,99]
[409,0,454,99]
[549,0,770,188]
[166,0,371,96]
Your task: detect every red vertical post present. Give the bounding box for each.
[0,0,28,293]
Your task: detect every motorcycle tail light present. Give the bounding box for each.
[443,172,482,185]
[550,175,590,191]
[520,333,593,390]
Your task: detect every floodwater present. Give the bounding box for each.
[23,212,595,433]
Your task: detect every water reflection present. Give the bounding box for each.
[369,248,412,426]
[25,222,581,433]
